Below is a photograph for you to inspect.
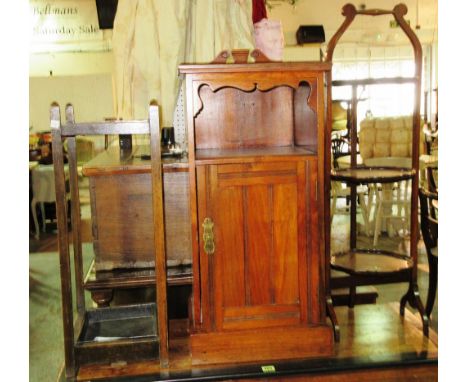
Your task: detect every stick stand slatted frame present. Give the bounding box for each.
[324,3,429,341]
[51,101,169,380]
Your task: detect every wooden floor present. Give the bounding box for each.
[36,190,437,381]
[72,303,437,382]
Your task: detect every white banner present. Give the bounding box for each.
[30,0,103,44]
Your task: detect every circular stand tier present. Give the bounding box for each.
[331,167,415,184]
[331,250,413,275]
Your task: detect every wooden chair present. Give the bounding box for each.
[330,181,370,231]
[330,138,370,236]
[418,187,438,317]
[51,101,169,380]
[331,135,350,168]
[370,179,411,246]
[361,157,412,246]
[421,124,438,195]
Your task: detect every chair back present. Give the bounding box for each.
[359,116,425,161]
[331,136,349,168]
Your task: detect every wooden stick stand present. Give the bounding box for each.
[51,102,169,380]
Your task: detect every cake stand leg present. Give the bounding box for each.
[399,280,429,336]
[326,295,340,342]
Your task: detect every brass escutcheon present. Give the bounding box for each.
[202,217,215,255]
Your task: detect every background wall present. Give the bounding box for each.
[267,0,438,46]
[266,0,438,119]
[29,0,115,134]
[28,0,438,134]
[29,73,114,133]
[29,50,115,136]
[29,51,113,77]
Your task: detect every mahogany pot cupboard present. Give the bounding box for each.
[180,50,334,364]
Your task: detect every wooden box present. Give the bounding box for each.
[83,147,191,271]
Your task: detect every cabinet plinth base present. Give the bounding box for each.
[190,325,334,366]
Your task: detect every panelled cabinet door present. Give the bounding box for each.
[197,159,318,332]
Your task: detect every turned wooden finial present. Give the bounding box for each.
[50,102,61,130]
[65,103,75,124]
[393,3,408,17]
[250,49,271,63]
[342,3,356,17]
[211,50,230,64]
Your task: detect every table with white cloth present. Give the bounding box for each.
[30,163,69,239]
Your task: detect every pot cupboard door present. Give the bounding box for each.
[197,160,316,332]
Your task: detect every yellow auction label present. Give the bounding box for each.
[261,365,276,373]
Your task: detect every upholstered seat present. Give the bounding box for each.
[359,116,418,159]
[359,116,424,245]
[331,101,348,132]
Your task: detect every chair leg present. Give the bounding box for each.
[326,295,340,342]
[331,190,337,224]
[348,285,356,308]
[367,185,375,227]
[396,182,403,219]
[404,203,411,232]
[426,256,438,317]
[367,185,375,208]
[387,216,395,238]
[31,199,40,240]
[381,184,393,236]
[400,280,429,337]
[40,202,46,232]
[373,193,382,246]
[358,193,370,236]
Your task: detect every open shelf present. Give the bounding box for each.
[84,260,193,290]
[78,303,157,342]
[75,303,160,365]
[195,146,316,164]
[82,146,188,176]
[331,167,415,184]
[331,250,413,276]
